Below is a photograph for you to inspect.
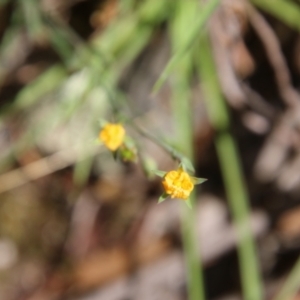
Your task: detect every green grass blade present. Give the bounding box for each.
[153,0,220,92]
[197,33,263,300]
[181,192,205,300]
[19,0,45,41]
[158,193,168,203]
[250,0,300,31]
[169,5,206,295]
[8,65,66,113]
[73,155,94,188]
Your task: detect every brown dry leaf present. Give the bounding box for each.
[276,206,300,239]
[90,0,118,30]
[230,39,255,78]
[290,292,300,300]
[16,64,46,85]
[134,238,171,266]
[17,148,43,166]
[72,238,171,292]
[73,247,130,291]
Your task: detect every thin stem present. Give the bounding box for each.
[131,122,189,164]
[171,51,205,300]
[133,81,205,300]
[153,0,221,92]
[181,192,205,300]
[197,33,263,300]
[215,133,263,300]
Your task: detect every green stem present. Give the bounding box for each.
[181,192,205,300]
[131,123,189,163]
[153,0,221,92]
[171,57,205,299]
[197,33,263,300]
[215,133,263,300]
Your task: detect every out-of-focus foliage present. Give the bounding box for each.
[1,0,300,300]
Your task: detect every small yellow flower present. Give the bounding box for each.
[99,123,125,151]
[162,167,194,200]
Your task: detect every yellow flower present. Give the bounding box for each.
[99,123,125,151]
[162,167,194,200]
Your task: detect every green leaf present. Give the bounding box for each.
[94,138,102,145]
[138,0,171,24]
[123,136,136,149]
[112,150,118,160]
[250,0,300,32]
[185,198,192,209]
[98,118,108,128]
[158,192,168,203]
[12,65,66,112]
[141,156,158,179]
[73,156,93,187]
[119,145,137,162]
[153,170,167,178]
[191,177,207,185]
[152,0,221,92]
[181,157,195,173]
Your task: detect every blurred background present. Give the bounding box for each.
[1,0,300,299]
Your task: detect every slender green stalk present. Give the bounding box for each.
[171,48,205,300]
[181,192,205,300]
[173,91,205,300]
[19,0,44,41]
[165,1,209,297]
[153,0,220,92]
[125,59,206,300]
[273,257,300,300]
[197,33,263,300]
[215,134,263,300]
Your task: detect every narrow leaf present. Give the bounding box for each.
[153,170,167,178]
[152,0,220,92]
[181,157,195,173]
[185,198,192,209]
[191,177,207,185]
[98,118,108,127]
[94,138,102,145]
[141,156,157,179]
[112,150,118,160]
[251,0,300,32]
[158,193,168,203]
